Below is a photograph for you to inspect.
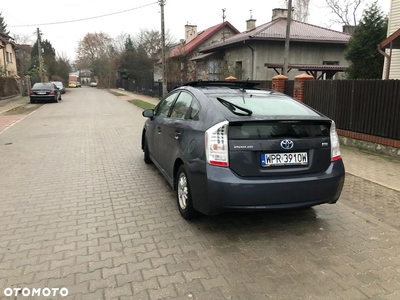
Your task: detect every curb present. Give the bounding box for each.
[0,103,24,115]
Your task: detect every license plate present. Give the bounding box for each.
[261,152,308,167]
[37,92,46,95]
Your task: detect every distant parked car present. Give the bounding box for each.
[51,81,66,94]
[68,82,77,88]
[141,81,345,219]
[30,82,61,103]
[90,82,98,87]
[76,81,82,88]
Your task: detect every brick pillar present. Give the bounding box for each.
[293,73,314,102]
[271,74,288,93]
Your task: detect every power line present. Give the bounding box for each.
[8,2,158,28]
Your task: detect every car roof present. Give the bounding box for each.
[176,81,330,122]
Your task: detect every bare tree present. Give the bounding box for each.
[134,28,177,61]
[324,0,364,26]
[76,32,117,87]
[113,32,130,55]
[281,0,311,22]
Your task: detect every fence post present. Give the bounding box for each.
[293,73,314,102]
[271,74,288,93]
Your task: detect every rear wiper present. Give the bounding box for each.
[217,97,253,116]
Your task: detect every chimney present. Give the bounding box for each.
[342,25,356,35]
[246,10,256,31]
[185,24,197,43]
[246,19,256,31]
[272,8,288,20]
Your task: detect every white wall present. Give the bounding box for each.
[383,0,400,79]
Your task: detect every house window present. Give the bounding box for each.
[207,60,222,81]
[235,61,243,80]
[6,52,11,63]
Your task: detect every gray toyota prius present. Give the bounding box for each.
[142,81,345,219]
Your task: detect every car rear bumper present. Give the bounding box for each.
[30,95,56,101]
[200,160,345,215]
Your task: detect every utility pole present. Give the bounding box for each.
[36,28,44,82]
[159,0,167,97]
[283,0,292,76]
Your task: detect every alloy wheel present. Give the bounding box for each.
[177,173,188,210]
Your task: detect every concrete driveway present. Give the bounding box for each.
[0,87,399,300]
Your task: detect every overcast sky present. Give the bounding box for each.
[2,0,391,61]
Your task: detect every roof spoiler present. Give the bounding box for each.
[182,80,261,89]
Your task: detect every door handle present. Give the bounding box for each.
[174,131,181,139]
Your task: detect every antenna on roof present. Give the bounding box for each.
[222,8,227,42]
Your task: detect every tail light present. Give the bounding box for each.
[29,90,34,95]
[330,121,341,161]
[205,121,229,167]
[49,90,55,95]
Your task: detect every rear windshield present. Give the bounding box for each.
[33,83,53,89]
[229,122,330,139]
[217,95,320,117]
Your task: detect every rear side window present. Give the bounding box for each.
[218,95,320,116]
[229,122,330,139]
[155,92,178,118]
[190,100,200,119]
[170,92,192,119]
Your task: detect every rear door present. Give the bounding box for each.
[158,91,196,180]
[228,120,332,177]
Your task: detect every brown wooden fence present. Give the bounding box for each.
[303,80,400,141]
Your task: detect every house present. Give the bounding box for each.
[379,0,400,79]
[165,22,240,84]
[198,9,351,80]
[0,32,18,77]
[79,69,92,84]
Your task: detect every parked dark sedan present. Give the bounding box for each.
[141,81,345,219]
[30,82,62,103]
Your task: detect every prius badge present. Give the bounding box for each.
[280,139,294,150]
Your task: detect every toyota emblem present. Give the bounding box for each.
[280,139,294,150]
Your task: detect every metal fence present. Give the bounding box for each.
[304,80,400,140]
[116,79,161,98]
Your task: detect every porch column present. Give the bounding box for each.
[293,73,314,102]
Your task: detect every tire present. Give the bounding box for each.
[30,99,35,104]
[176,165,197,219]
[143,138,152,164]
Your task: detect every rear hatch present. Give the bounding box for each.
[228,120,332,177]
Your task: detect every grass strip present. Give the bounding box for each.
[129,100,156,110]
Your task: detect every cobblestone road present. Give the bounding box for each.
[0,88,400,300]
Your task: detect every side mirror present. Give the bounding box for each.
[142,109,154,118]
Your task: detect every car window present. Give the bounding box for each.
[33,83,52,89]
[190,100,200,119]
[218,95,320,116]
[155,92,178,118]
[170,92,193,120]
